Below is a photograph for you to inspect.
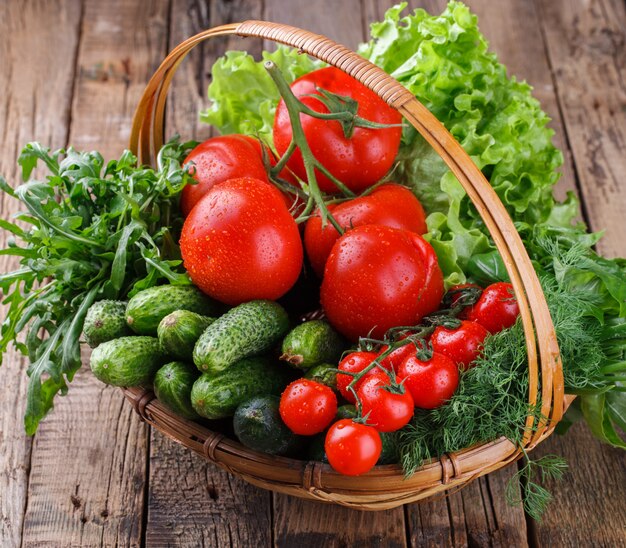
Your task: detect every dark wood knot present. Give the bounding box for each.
[203,432,225,462]
[133,389,155,422]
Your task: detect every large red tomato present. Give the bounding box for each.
[321,225,444,341]
[304,183,428,277]
[180,135,268,216]
[273,67,402,194]
[179,177,303,305]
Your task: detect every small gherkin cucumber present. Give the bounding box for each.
[157,310,215,361]
[83,300,131,347]
[191,357,287,419]
[193,300,289,375]
[153,361,200,420]
[335,404,357,420]
[304,363,338,392]
[233,396,299,456]
[90,336,166,387]
[126,284,220,336]
[280,320,344,369]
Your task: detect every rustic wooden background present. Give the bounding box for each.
[1,0,625,546]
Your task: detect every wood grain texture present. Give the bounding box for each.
[0,2,82,547]
[536,0,626,257]
[144,2,272,546]
[19,0,170,546]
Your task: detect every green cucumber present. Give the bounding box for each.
[336,404,357,420]
[153,361,200,420]
[90,336,166,387]
[193,300,289,374]
[191,357,288,419]
[233,396,299,455]
[126,284,220,335]
[304,363,338,391]
[157,310,215,361]
[280,320,344,369]
[83,300,131,347]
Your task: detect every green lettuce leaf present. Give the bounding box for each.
[200,46,323,145]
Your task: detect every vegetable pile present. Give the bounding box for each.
[1,1,624,519]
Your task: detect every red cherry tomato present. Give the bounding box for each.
[325,419,382,476]
[180,177,303,305]
[357,373,414,432]
[273,67,402,194]
[431,320,489,368]
[181,135,268,216]
[321,225,444,341]
[465,282,520,334]
[377,336,417,373]
[337,351,379,404]
[445,283,483,310]
[397,352,459,409]
[304,183,428,277]
[279,379,338,435]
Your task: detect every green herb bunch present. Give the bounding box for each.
[0,139,196,434]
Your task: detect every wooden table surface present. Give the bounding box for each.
[1,0,625,546]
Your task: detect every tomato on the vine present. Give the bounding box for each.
[321,225,444,341]
[444,283,483,312]
[304,183,427,277]
[377,336,417,373]
[325,419,382,476]
[357,373,414,432]
[465,282,519,333]
[273,67,402,194]
[336,351,380,404]
[397,351,459,409]
[180,177,303,305]
[180,135,269,216]
[279,379,337,435]
[431,320,489,368]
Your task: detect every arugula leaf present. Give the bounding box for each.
[0,138,195,433]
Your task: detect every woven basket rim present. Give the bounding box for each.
[124,19,569,510]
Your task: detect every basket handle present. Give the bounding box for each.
[129,21,565,448]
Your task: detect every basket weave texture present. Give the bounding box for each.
[125,21,569,510]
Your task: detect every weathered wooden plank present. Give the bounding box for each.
[263,1,409,544]
[536,0,626,257]
[0,2,82,547]
[272,495,407,548]
[144,2,272,547]
[529,2,626,545]
[20,1,171,546]
[531,423,626,546]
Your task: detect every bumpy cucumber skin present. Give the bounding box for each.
[280,320,344,369]
[193,300,289,374]
[154,361,201,420]
[233,396,299,456]
[157,310,215,361]
[90,336,166,387]
[304,363,338,391]
[126,285,220,336]
[83,300,131,347]
[191,357,287,419]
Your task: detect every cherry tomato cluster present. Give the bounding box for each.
[175,65,520,477]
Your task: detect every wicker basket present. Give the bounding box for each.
[124,21,570,511]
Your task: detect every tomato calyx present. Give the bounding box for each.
[304,86,401,139]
